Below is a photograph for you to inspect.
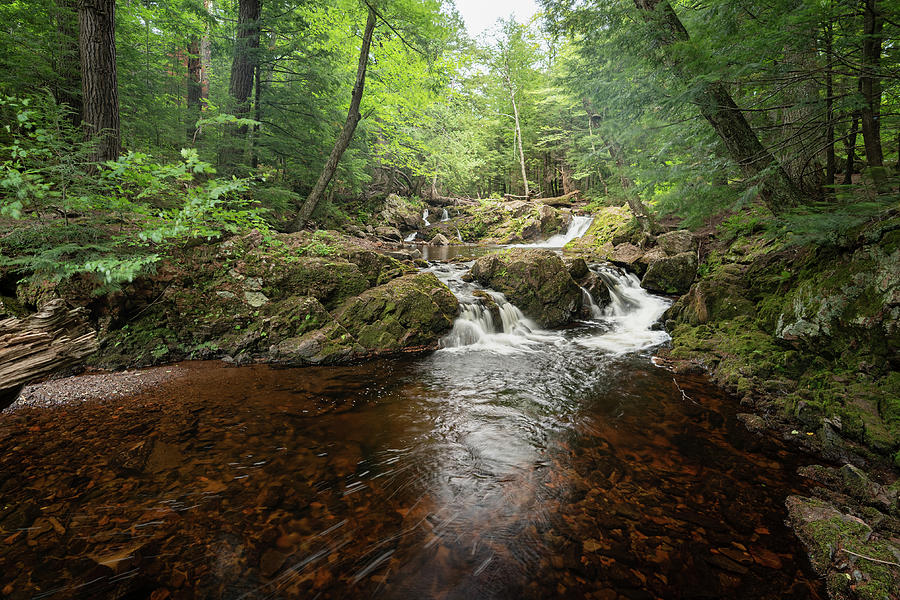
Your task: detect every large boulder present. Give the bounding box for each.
[656,230,697,255]
[379,194,425,230]
[641,252,698,294]
[270,272,459,364]
[469,249,582,327]
[609,243,647,275]
[429,233,450,246]
[665,265,754,326]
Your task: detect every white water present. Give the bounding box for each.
[578,266,671,354]
[512,215,594,248]
[422,209,431,227]
[431,261,670,356]
[404,232,417,242]
[441,209,449,222]
[456,227,463,242]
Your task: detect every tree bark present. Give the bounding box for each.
[55,0,82,126]
[825,19,836,187]
[200,0,212,101]
[633,0,803,211]
[844,112,860,185]
[187,36,202,144]
[222,0,261,168]
[78,0,120,163]
[291,6,377,231]
[860,0,884,172]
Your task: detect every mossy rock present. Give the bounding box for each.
[469,248,582,327]
[787,496,900,600]
[641,252,698,295]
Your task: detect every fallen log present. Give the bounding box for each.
[540,191,581,207]
[0,299,98,410]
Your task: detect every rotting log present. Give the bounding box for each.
[540,191,581,207]
[0,299,98,410]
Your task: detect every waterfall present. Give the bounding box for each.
[441,209,449,222]
[428,264,560,353]
[428,261,669,355]
[577,265,671,354]
[456,227,463,242]
[513,215,594,248]
[579,286,604,319]
[422,209,431,227]
[405,232,417,242]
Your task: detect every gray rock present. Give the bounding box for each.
[374,226,403,243]
[429,233,450,246]
[657,230,697,255]
[640,252,698,294]
[244,291,269,308]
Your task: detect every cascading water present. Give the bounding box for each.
[441,208,449,221]
[404,231,417,242]
[428,263,561,353]
[430,260,670,355]
[422,209,431,227]
[513,215,594,248]
[577,265,672,354]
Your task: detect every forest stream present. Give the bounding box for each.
[0,236,828,600]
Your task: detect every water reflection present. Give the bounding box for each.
[1,337,824,599]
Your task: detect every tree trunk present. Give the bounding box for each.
[633,0,803,211]
[860,0,884,173]
[291,6,376,231]
[824,19,836,187]
[222,0,261,168]
[844,112,860,185]
[187,36,202,144]
[508,83,529,198]
[200,0,212,101]
[584,99,655,233]
[78,0,120,163]
[55,0,82,126]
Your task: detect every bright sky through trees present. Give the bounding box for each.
[454,0,540,38]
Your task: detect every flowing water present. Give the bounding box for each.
[511,215,595,249]
[0,261,826,600]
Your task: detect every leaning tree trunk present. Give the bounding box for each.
[584,99,656,233]
[860,0,884,175]
[221,0,261,169]
[78,0,120,163]
[291,6,377,231]
[633,0,803,212]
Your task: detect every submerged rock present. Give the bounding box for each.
[469,249,583,327]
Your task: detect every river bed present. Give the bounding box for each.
[0,256,826,599]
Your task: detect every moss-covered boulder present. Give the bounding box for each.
[641,252,698,294]
[455,199,571,244]
[656,230,697,255]
[787,495,900,600]
[665,265,754,325]
[469,249,582,327]
[378,194,426,230]
[91,231,439,368]
[270,272,458,364]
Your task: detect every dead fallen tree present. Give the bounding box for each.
[0,300,98,410]
[540,191,581,207]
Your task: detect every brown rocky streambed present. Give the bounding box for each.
[0,307,828,598]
